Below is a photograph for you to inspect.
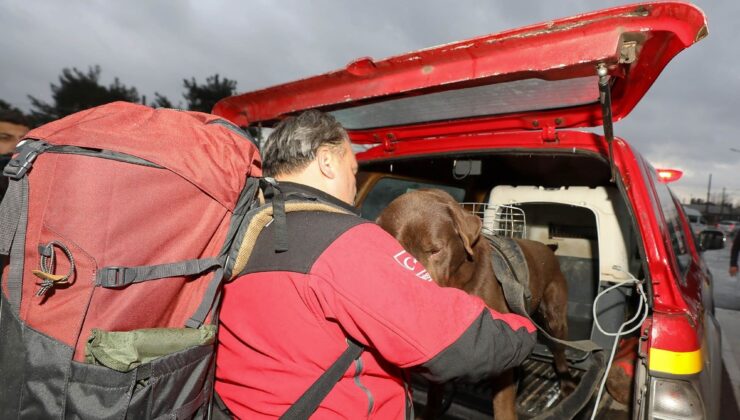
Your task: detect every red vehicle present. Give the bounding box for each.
[215,2,721,418]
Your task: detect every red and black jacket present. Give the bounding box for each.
[215,182,537,419]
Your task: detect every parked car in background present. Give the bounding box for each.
[716,220,737,236]
[683,207,708,236]
[215,2,719,419]
[697,228,726,251]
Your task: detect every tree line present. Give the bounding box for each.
[1,65,237,127]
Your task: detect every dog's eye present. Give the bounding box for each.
[426,248,441,256]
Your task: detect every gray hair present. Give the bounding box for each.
[262,110,349,177]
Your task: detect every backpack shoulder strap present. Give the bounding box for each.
[227,189,355,281]
[210,339,364,420]
[280,338,363,420]
[218,182,365,419]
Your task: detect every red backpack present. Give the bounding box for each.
[0,102,364,419]
[0,102,262,419]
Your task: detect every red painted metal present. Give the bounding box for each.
[541,124,557,143]
[381,133,397,152]
[649,312,701,353]
[214,2,706,143]
[356,130,606,161]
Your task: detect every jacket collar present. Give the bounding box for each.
[277,181,359,215]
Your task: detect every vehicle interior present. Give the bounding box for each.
[356,150,645,419]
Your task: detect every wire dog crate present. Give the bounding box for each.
[460,202,526,239]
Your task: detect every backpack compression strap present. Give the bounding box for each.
[86,184,360,329]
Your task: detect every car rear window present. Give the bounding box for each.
[650,169,691,275]
[360,177,465,221]
[330,76,599,130]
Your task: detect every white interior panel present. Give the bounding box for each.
[486,185,632,282]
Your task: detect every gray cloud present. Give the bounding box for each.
[1,0,737,203]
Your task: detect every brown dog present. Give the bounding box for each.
[377,189,574,420]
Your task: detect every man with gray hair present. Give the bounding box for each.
[215,110,536,419]
[259,109,357,205]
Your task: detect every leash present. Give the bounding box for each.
[589,269,648,420]
[487,235,649,418]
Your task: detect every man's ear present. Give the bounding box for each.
[448,204,482,258]
[316,146,336,179]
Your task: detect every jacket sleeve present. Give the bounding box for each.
[732,233,740,268]
[308,223,537,383]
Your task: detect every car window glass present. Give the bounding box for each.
[360,177,466,221]
[651,171,691,274]
[329,76,599,130]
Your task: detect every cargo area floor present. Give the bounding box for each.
[411,356,624,419]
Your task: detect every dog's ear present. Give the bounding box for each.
[448,204,482,257]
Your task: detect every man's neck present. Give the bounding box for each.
[273,175,358,214]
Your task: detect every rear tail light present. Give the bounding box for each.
[649,377,703,419]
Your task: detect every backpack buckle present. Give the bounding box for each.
[99,266,127,287]
[3,140,53,180]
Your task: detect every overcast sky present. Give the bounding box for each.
[1,0,737,204]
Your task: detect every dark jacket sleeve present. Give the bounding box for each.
[414,309,536,383]
[308,223,537,383]
[731,233,740,268]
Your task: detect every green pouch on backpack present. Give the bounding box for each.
[84,325,216,372]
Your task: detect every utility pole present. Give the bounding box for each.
[705,173,712,216]
[720,187,726,218]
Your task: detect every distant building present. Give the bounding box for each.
[684,202,740,224]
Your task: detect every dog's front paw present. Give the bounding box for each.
[559,378,577,397]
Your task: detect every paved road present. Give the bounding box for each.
[703,245,740,417]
